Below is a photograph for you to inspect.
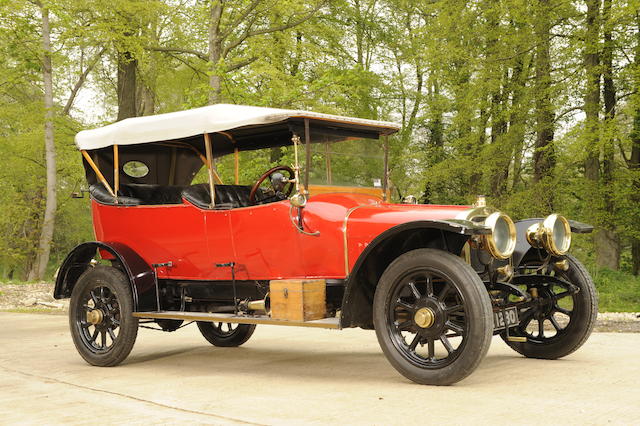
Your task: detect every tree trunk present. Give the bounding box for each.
[208,0,223,104]
[633,240,640,276]
[470,106,488,196]
[138,13,158,116]
[509,55,530,192]
[631,14,640,275]
[532,0,555,194]
[116,50,138,121]
[28,5,56,281]
[428,79,444,152]
[490,69,509,198]
[138,84,155,116]
[583,0,600,185]
[597,0,620,270]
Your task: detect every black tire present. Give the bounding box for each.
[197,321,256,347]
[503,254,598,359]
[373,248,493,386]
[69,265,138,366]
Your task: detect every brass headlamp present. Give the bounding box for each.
[526,214,572,256]
[482,211,517,260]
[456,201,517,260]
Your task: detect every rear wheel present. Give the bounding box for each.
[373,249,493,385]
[197,321,256,347]
[502,254,597,359]
[69,265,138,366]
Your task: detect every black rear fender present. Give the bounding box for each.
[54,241,157,311]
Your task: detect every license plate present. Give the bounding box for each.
[493,307,519,331]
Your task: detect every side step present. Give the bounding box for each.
[132,311,341,330]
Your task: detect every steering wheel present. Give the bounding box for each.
[249,165,295,205]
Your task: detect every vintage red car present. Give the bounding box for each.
[54,104,597,385]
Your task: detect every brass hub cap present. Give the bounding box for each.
[87,309,104,325]
[414,307,435,328]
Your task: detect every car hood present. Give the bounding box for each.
[305,192,471,226]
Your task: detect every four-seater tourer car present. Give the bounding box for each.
[54,104,597,385]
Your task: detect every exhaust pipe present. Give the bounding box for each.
[241,293,271,315]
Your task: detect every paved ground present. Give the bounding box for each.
[0,312,638,425]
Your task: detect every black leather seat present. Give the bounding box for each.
[89,183,184,205]
[182,183,260,209]
[90,183,140,205]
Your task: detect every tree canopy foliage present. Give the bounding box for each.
[1,0,639,279]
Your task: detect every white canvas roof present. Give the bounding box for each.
[75,104,400,150]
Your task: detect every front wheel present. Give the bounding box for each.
[502,254,598,359]
[69,265,138,366]
[373,249,493,385]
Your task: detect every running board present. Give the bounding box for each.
[132,311,341,329]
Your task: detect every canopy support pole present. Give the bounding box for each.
[203,133,216,208]
[81,150,116,198]
[113,145,119,203]
[383,134,389,202]
[304,118,311,193]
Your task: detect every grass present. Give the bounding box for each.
[592,269,640,312]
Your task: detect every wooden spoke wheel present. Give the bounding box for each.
[69,266,138,366]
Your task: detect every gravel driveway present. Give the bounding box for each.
[1,312,639,424]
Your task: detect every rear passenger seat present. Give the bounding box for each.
[89,182,185,205]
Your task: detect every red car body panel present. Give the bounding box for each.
[91,193,470,281]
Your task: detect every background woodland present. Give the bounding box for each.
[1,0,639,304]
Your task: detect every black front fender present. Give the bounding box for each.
[339,219,489,329]
[54,241,157,311]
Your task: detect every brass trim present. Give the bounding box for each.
[526,222,543,248]
[506,336,527,343]
[87,309,103,325]
[496,264,514,280]
[342,204,370,275]
[554,259,570,271]
[414,307,435,328]
[473,195,486,208]
[382,135,389,202]
[113,144,119,201]
[461,242,471,264]
[132,311,340,329]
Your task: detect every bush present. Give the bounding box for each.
[592,268,640,312]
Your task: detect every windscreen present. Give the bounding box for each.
[308,138,385,188]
